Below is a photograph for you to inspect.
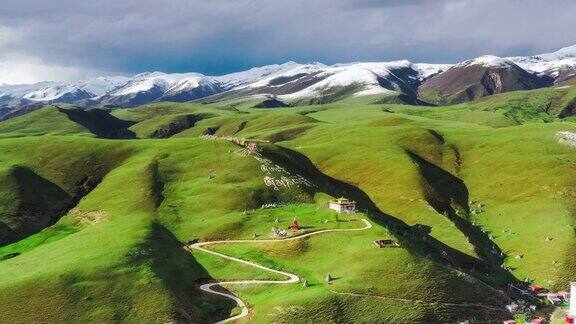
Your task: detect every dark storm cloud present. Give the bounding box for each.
[0,0,575,83]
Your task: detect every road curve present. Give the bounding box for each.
[187,218,372,323]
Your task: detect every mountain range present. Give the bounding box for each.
[1,45,576,120]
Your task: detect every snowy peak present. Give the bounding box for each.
[215,61,301,88]
[80,76,131,96]
[23,85,90,102]
[6,76,131,103]
[244,60,449,100]
[507,45,576,79]
[458,55,516,69]
[246,62,327,89]
[536,44,576,60]
[412,63,452,79]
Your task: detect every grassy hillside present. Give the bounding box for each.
[401,86,576,127]
[0,88,575,322]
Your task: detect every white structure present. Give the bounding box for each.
[329,197,356,213]
[570,282,576,316]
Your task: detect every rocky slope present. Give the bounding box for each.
[419,56,553,105]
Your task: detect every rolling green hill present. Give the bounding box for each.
[0,87,575,322]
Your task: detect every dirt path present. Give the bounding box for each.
[187,218,372,323]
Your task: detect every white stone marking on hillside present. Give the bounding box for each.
[255,155,315,190]
[199,134,315,190]
[557,131,576,148]
[187,219,372,323]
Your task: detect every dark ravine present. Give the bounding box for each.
[253,98,289,108]
[150,115,202,138]
[405,150,507,269]
[57,106,137,139]
[0,166,105,246]
[559,97,576,118]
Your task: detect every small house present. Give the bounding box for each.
[329,197,356,213]
[374,239,400,248]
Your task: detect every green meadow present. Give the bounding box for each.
[0,88,575,322]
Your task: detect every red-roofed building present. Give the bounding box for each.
[529,285,543,293]
[289,220,301,231]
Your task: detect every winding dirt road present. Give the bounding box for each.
[187,218,372,323]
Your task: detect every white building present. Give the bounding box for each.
[329,197,356,213]
[570,282,576,317]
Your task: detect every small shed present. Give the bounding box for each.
[374,239,400,248]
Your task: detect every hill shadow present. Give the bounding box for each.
[405,149,507,270]
[0,167,72,246]
[57,106,137,139]
[1,165,108,247]
[404,149,469,214]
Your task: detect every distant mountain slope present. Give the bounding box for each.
[419,56,552,105]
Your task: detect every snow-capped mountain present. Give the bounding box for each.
[419,55,552,105]
[214,61,301,88]
[507,45,576,84]
[0,60,449,116]
[0,63,301,118]
[457,55,518,69]
[95,62,303,107]
[2,76,130,103]
[96,72,221,106]
[206,60,450,103]
[1,44,576,120]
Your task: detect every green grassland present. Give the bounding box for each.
[0,87,575,322]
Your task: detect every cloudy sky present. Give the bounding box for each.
[1,0,575,84]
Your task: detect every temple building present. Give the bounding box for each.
[329,197,356,213]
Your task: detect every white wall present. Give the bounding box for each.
[570,282,576,316]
